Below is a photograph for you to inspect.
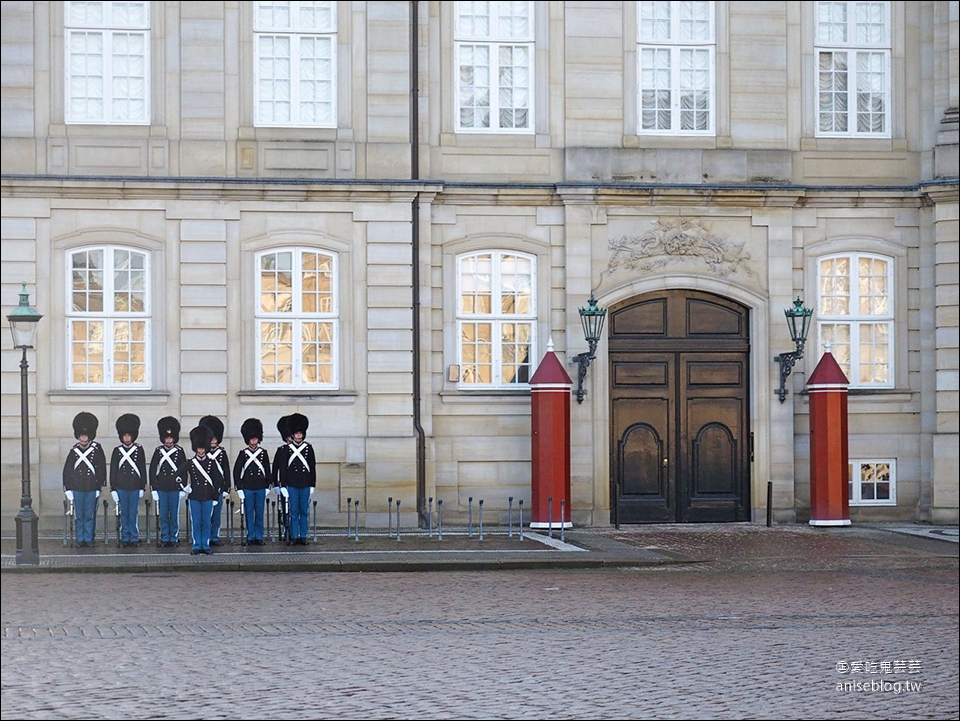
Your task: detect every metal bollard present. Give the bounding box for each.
[518,500,524,541]
[396,499,402,541]
[468,496,474,537]
[103,498,109,546]
[508,496,514,538]
[428,497,433,538]
[63,499,69,547]
[270,499,276,542]
[387,497,393,537]
[560,499,566,543]
[354,499,360,542]
[144,498,151,545]
[437,499,443,542]
[227,500,234,544]
[548,496,553,539]
[346,497,352,537]
[313,500,318,542]
[478,499,484,541]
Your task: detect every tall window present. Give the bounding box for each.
[65,1,150,124]
[455,1,534,132]
[257,248,338,388]
[457,251,536,388]
[849,459,896,506]
[255,1,337,127]
[67,247,150,388]
[637,1,715,134]
[815,1,890,136]
[817,253,893,387]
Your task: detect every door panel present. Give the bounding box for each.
[610,291,750,524]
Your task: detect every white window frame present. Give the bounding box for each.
[456,250,537,389]
[66,246,151,389]
[637,1,716,136]
[849,458,896,506]
[64,1,150,125]
[254,1,337,128]
[455,1,535,134]
[816,252,894,389]
[814,1,891,138]
[256,247,339,390]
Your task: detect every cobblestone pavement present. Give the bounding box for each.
[2,524,957,720]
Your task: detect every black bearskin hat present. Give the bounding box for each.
[241,418,263,444]
[190,424,213,452]
[287,413,309,437]
[73,412,99,440]
[199,415,224,444]
[116,413,140,442]
[157,416,180,443]
[277,415,290,441]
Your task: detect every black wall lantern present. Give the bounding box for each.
[573,295,607,404]
[774,296,813,403]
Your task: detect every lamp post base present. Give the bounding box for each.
[15,503,40,565]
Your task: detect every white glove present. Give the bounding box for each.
[183,485,192,495]
[152,490,159,503]
[280,487,289,499]
[223,491,230,500]
[96,489,100,498]
[64,490,75,502]
[309,487,315,496]
[237,489,246,501]
[212,499,219,507]
[111,490,119,504]
[139,489,145,499]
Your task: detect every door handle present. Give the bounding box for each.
[662,458,668,467]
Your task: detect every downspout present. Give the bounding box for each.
[411,0,427,525]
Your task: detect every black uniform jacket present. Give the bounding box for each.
[149,444,187,492]
[234,445,271,491]
[110,443,147,491]
[63,441,107,493]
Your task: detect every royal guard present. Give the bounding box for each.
[199,415,230,546]
[182,424,224,555]
[109,413,147,547]
[149,416,187,546]
[273,412,316,545]
[234,418,271,545]
[62,412,107,547]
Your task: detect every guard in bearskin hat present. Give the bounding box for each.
[199,415,230,546]
[149,416,186,546]
[109,413,147,547]
[272,412,316,545]
[234,418,271,545]
[182,424,224,555]
[62,412,107,547]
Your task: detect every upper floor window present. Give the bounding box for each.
[456,251,536,388]
[254,1,337,127]
[455,1,534,133]
[65,1,150,124]
[637,1,715,135]
[815,1,890,137]
[257,248,338,389]
[67,246,150,388]
[817,252,893,388]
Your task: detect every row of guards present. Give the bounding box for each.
[62,411,316,553]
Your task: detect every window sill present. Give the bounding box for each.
[238,389,358,404]
[49,389,170,403]
[439,388,531,405]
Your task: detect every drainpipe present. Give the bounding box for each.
[411,0,427,525]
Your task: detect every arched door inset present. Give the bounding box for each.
[610,290,751,523]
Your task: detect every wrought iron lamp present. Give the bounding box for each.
[774,296,813,403]
[8,282,43,565]
[572,295,607,404]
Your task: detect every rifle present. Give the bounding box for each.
[115,498,121,547]
[155,495,161,547]
[278,492,290,544]
[238,496,246,546]
[63,498,71,547]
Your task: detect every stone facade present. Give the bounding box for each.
[2,1,958,531]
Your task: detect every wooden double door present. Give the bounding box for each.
[609,290,751,524]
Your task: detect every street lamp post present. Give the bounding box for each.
[572,295,607,404]
[8,282,43,565]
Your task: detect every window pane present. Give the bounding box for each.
[460,321,493,384]
[301,321,334,384]
[260,320,293,384]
